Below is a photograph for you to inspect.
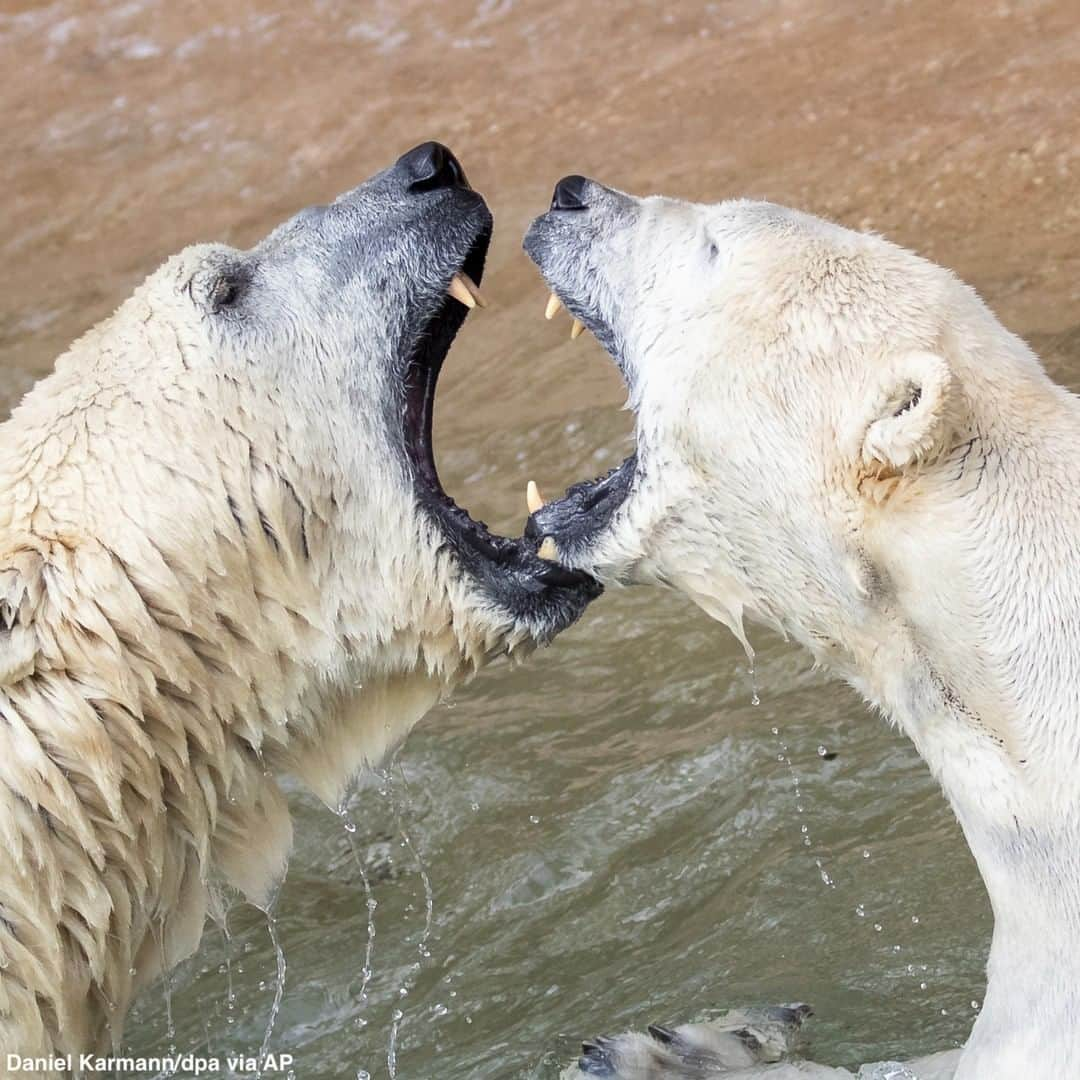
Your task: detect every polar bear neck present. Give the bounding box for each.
[843,311,1080,1077]
[0,312,513,1059]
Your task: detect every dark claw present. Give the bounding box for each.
[733,1027,763,1052]
[579,1040,616,1077]
[647,1023,678,1045]
[765,1003,814,1025]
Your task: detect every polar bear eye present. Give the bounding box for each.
[208,270,247,313]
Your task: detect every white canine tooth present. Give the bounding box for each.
[545,292,563,320]
[447,272,487,309]
[570,318,585,340]
[526,480,545,515]
[459,271,487,307]
[537,537,559,562]
[447,273,476,309]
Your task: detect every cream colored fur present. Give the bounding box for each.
[528,191,1080,1078]
[0,247,536,1064]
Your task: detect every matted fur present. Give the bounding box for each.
[0,157,585,1064]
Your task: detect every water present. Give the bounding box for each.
[5,1,1080,1077]
[119,595,989,1076]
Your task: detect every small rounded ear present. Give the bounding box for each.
[862,349,957,472]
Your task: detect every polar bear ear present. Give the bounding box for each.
[861,349,957,472]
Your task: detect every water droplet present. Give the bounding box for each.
[817,745,829,757]
[856,904,866,917]
[873,923,883,932]
[911,915,920,924]
[529,815,540,824]
[971,1000,980,1010]
[470,802,479,812]
[862,849,871,859]
[432,1003,449,1018]
[920,981,928,990]
[391,1008,404,1022]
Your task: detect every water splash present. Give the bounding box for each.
[338,797,378,1016]
[219,919,238,1027]
[771,725,836,889]
[158,924,177,1064]
[384,760,435,1079]
[255,900,287,1079]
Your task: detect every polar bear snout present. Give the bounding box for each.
[550,174,592,211]
[395,140,471,193]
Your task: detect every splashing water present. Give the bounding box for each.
[219,920,238,1027]
[338,796,378,1022]
[159,925,176,1060]
[384,760,436,1079]
[255,900,287,1079]
[771,725,837,890]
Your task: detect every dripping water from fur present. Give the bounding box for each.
[337,791,378,1030]
[254,888,287,1079]
[384,760,436,1079]
[771,723,837,890]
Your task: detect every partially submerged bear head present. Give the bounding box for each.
[523,180,972,661]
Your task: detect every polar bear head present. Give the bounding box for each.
[523,178,1076,781]
[524,182,974,654]
[0,147,604,1050]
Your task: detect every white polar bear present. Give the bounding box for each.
[525,177,1080,1080]
[0,143,599,1067]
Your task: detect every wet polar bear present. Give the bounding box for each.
[0,143,598,1067]
[525,178,1080,1079]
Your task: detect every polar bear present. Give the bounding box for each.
[0,143,599,1066]
[524,177,1080,1079]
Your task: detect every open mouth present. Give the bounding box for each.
[401,210,602,639]
[519,197,638,575]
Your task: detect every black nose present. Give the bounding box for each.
[398,141,469,193]
[551,175,590,211]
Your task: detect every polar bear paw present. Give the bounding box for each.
[564,1004,814,1079]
